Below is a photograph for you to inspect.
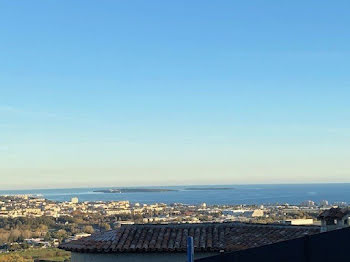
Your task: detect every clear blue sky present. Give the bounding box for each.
[1,1,349,189]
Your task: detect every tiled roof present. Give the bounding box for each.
[60,222,320,253]
[318,208,350,219]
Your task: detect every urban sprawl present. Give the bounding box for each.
[0,195,347,252]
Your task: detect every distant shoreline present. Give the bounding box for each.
[185,187,234,191]
[94,187,235,193]
[1,184,350,205]
[2,183,350,192]
[93,189,177,193]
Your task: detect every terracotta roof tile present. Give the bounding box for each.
[60,222,320,253]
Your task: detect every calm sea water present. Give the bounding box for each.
[1,184,350,205]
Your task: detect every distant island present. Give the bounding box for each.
[184,187,234,191]
[94,188,235,193]
[94,188,177,193]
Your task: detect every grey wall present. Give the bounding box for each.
[72,252,218,262]
[196,227,350,262]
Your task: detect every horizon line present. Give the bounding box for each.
[1,182,350,192]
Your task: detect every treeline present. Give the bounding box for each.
[0,216,68,244]
[0,217,55,230]
[0,210,170,245]
[0,213,125,245]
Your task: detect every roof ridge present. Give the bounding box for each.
[119,222,319,229]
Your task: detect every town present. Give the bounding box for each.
[0,194,346,254]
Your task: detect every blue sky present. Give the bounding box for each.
[1,0,350,189]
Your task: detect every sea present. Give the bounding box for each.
[1,184,350,205]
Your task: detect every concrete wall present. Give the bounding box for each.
[284,218,314,225]
[72,252,218,262]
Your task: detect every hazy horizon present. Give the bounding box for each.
[2,182,350,192]
[1,0,350,189]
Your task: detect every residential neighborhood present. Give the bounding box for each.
[0,194,346,252]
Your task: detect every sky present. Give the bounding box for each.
[0,0,350,189]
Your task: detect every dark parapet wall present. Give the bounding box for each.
[196,227,350,262]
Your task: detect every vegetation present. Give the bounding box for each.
[0,248,70,262]
[0,213,118,245]
[0,254,26,262]
[0,217,53,244]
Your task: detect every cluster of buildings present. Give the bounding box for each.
[0,195,347,227]
[0,195,81,218]
[0,195,252,223]
[1,194,350,261]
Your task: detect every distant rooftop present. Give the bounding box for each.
[318,207,350,219]
[60,222,320,253]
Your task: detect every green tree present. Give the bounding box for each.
[83,225,94,234]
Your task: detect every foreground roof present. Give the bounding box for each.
[318,208,350,219]
[60,222,320,253]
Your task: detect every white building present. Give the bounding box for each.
[320,200,329,206]
[284,219,314,225]
[301,200,315,207]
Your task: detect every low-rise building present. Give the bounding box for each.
[318,207,350,232]
[283,218,314,225]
